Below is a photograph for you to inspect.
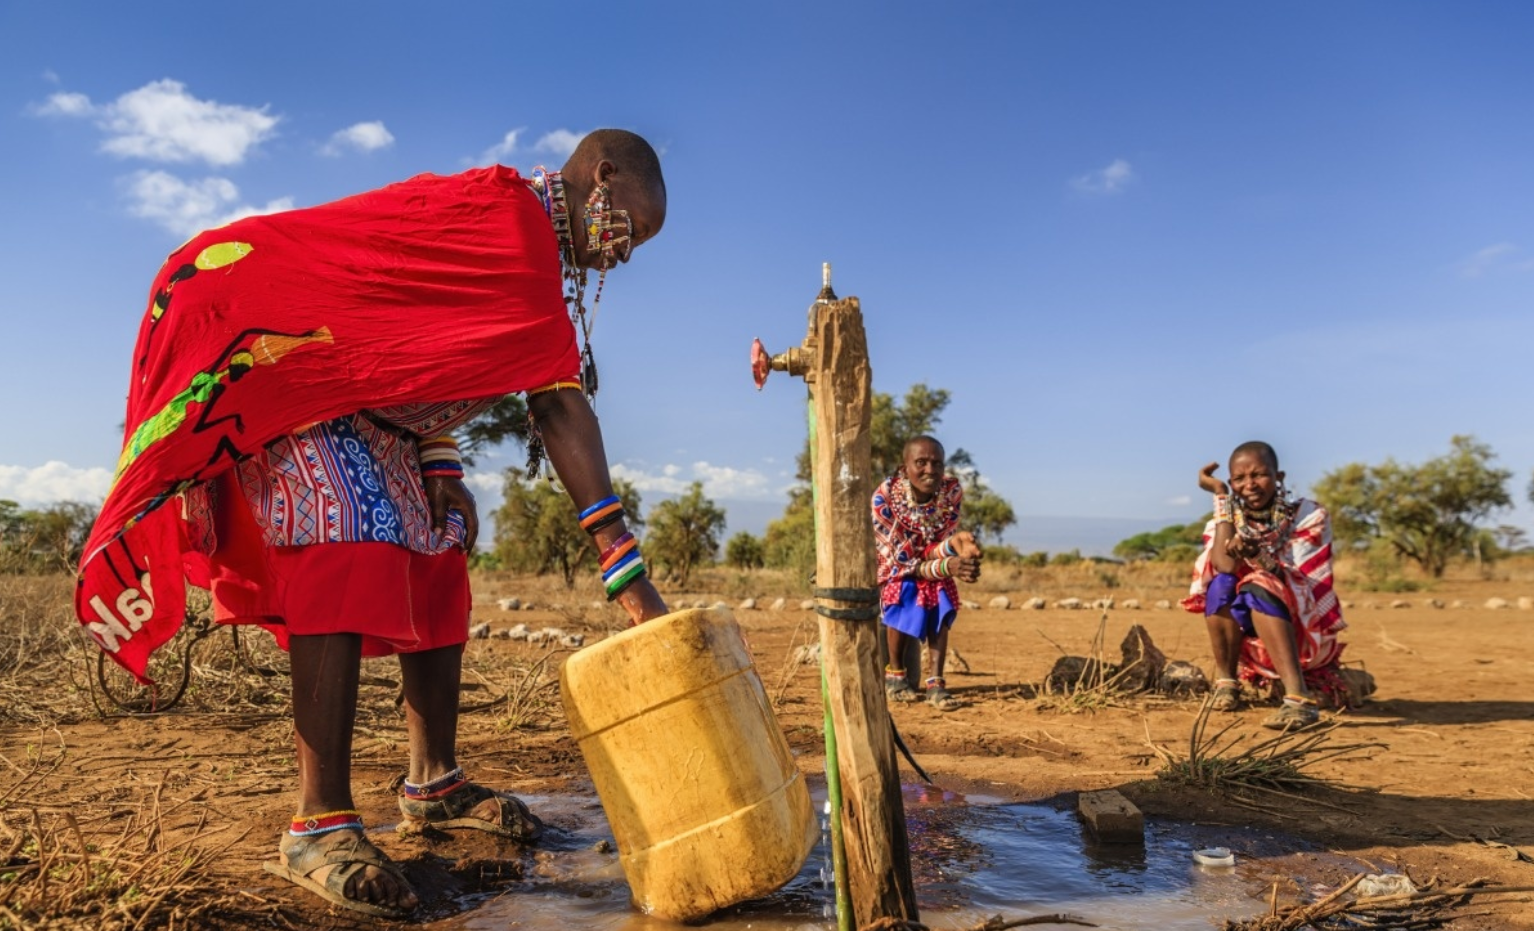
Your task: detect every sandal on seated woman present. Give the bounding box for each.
[397,767,543,841]
[263,811,418,918]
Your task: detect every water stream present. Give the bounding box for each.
[434,783,1367,931]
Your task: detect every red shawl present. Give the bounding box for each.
[77,166,578,681]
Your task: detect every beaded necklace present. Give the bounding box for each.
[528,168,601,399]
[525,168,605,477]
[887,472,952,543]
[1232,494,1297,572]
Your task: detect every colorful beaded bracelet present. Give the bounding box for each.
[402,766,468,800]
[289,810,363,837]
[527,380,584,397]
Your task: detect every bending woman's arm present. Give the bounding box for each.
[528,387,668,624]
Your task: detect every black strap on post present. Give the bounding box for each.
[814,604,880,622]
[814,586,879,604]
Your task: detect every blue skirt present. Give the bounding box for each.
[881,579,957,643]
[1205,572,1291,637]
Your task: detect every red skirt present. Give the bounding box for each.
[207,477,470,657]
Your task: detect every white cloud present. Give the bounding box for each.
[477,128,524,165]
[0,462,112,506]
[1166,495,1192,507]
[534,129,585,159]
[1457,242,1528,278]
[37,79,278,167]
[611,461,780,501]
[42,69,61,85]
[1072,158,1135,194]
[126,170,293,237]
[37,91,91,116]
[320,120,395,157]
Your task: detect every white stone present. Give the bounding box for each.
[1092,597,1115,610]
[1342,600,1354,609]
[506,624,530,641]
[1025,597,1047,610]
[1450,599,1470,609]
[527,630,550,644]
[561,633,586,648]
[1055,598,1082,610]
[1518,597,1534,611]
[1390,599,1410,609]
[521,602,536,611]
[497,597,521,612]
[1122,599,1141,610]
[770,597,787,611]
[801,599,816,610]
[961,600,981,611]
[710,601,729,611]
[1427,599,1445,609]
[988,596,1011,610]
[738,598,757,610]
[1154,599,1172,610]
[542,627,566,639]
[468,622,491,640]
[492,627,512,639]
[1485,597,1510,610]
[792,643,822,665]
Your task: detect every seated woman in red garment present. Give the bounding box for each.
[1182,441,1350,730]
[80,130,668,917]
[871,435,982,711]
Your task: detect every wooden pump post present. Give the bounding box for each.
[751,266,919,926]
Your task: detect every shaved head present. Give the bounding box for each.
[563,129,666,199]
[1231,440,1279,472]
[904,435,944,460]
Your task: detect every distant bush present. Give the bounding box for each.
[1050,549,1083,567]
[1020,551,1049,568]
[982,544,1022,565]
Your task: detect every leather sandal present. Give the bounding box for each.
[398,781,543,842]
[262,826,416,918]
[925,677,960,712]
[1210,679,1243,712]
[885,670,919,703]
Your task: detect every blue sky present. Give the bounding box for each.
[4,2,1533,553]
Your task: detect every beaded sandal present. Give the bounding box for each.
[925,677,960,712]
[397,770,543,842]
[1210,678,1243,712]
[263,818,416,918]
[885,669,920,703]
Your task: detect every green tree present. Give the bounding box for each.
[456,395,530,466]
[0,499,98,573]
[724,531,765,570]
[1113,518,1209,562]
[956,469,1017,544]
[763,488,816,588]
[1312,435,1512,578]
[646,482,727,587]
[492,476,642,586]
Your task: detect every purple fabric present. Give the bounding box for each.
[881,579,957,642]
[1204,572,1290,638]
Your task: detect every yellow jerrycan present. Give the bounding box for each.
[560,606,817,921]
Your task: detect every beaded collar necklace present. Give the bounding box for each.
[529,168,601,399]
[1233,494,1297,571]
[888,472,950,541]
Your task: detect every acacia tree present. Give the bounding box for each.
[0,499,98,573]
[1312,435,1512,577]
[725,531,765,570]
[493,476,642,587]
[646,482,727,587]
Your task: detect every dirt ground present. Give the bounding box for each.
[2,561,1531,929]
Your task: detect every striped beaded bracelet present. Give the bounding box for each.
[580,495,625,534]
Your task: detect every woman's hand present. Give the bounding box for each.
[1198,462,1230,496]
[949,531,983,560]
[424,475,478,552]
[952,555,982,583]
[616,577,669,625]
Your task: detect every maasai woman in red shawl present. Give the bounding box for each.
[1182,441,1350,731]
[78,130,669,917]
[870,436,982,711]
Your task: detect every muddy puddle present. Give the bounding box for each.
[427,783,1371,930]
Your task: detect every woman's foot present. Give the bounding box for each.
[1263,695,1320,731]
[1210,678,1243,712]
[885,668,919,703]
[925,677,960,712]
[264,818,418,918]
[398,776,543,842]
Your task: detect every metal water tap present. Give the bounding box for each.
[751,263,835,389]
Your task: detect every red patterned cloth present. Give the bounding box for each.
[871,474,963,608]
[1181,498,1350,702]
[77,166,578,682]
